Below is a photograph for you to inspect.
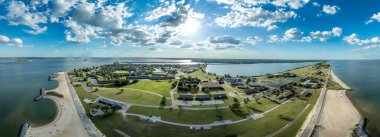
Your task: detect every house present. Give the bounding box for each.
[195,94,211,101]
[276,91,293,100]
[299,90,309,97]
[178,94,193,100]
[213,93,228,100]
[201,82,223,91]
[97,98,124,109]
[244,89,257,95]
[72,82,82,87]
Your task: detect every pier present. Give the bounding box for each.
[18,122,29,137]
[33,88,45,101]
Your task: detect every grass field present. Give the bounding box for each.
[125,81,173,97]
[187,70,218,80]
[74,86,99,112]
[287,65,329,79]
[274,89,321,137]
[96,88,165,105]
[93,98,307,137]
[127,106,244,124]
[242,98,279,113]
[113,70,129,74]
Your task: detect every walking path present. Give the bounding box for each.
[124,100,290,129]
[27,72,102,137]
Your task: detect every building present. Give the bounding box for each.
[201,82,223,91]
[299,90,309,97]
[276,91,293,100]
[195,94,211,101]
[213,93,228,100]
[243,89,256,95]
[178,94,193,100]
[89,109,105,117]
[72,82,82,87]
[97,98,124,109]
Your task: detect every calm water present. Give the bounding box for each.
[0,57,199,137]
[331,60,380,136]
[205,62,315,76]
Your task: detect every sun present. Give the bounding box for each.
[180,18,201,36]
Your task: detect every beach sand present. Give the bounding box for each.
[27,72,89,137]
[316,70,361,137]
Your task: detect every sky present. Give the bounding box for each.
[1,0,380,59]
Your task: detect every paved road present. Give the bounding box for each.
[65,73,104,137]
[299,69,331,137]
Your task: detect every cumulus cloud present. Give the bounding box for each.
[365,12,380,24]
[215,6,296,30]
[271,0,310,10]
[267,35,281,43]
[246,36,262,45]
[4,1,48,34]
[283,28,311,42]
[312,2,320,7]
[322,5,340,15]
[343,33,380,45]
[0,35,23,47]
[208,35,242,44]
[310,27,342,41]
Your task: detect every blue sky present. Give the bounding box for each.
[1,0,380,59]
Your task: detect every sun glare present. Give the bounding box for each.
[180,18,201,36]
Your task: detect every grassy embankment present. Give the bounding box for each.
[74,86,99,112]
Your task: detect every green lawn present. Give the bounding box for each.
[127,106,245,124]
[125,80,173,97]
[274,89,321,137]
[242,98,279,113]
[96,88,166,105]
[74,86,99,112]
[93,98,308,137]
[286,64,330,79]
[187,69,218,80]
[75,86,98,100]
[113,70,129,74]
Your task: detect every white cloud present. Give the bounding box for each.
[309,27,342,41]
[271,0,310,9]
[322,5,340,15]
[208,35,242,44]
[365,12,380,24]
[344,33,380,45]
[215,6,296,30]
[0,35,23,47]
[267,35,281,43]
[283,28,311,42]
[246,36,262,45]
[4,1,48,34]
[312,2,320,7]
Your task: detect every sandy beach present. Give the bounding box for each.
[316,70,361,137]
[27,72,89,137]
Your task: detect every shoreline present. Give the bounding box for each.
[316,70,362,137]
[330,70,361,117]
[27,72,89,137]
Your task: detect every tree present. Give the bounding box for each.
[160,97,167,106]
